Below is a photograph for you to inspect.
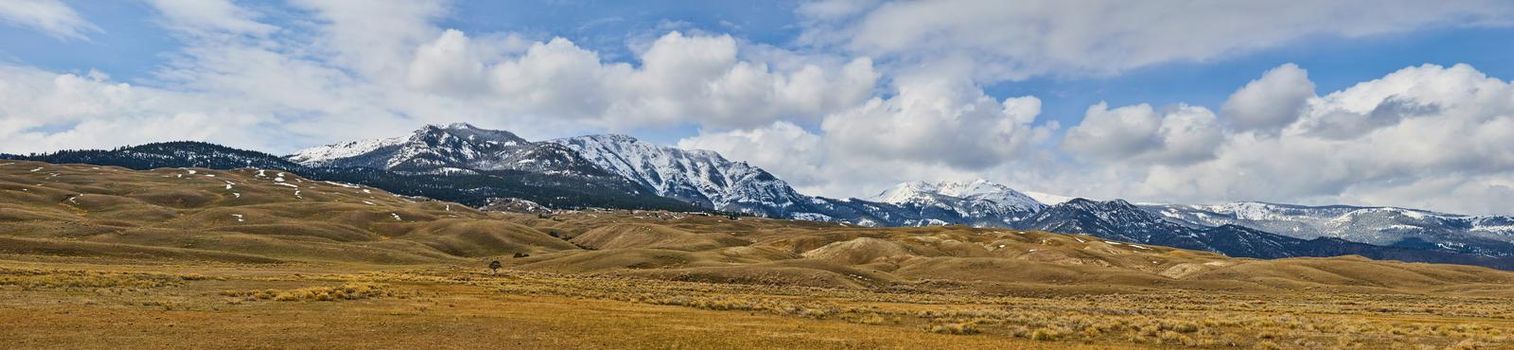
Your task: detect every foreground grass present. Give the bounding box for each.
[0,260,1509,349]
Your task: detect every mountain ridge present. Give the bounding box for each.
[8,123,1514,270]
[2,140,700,212]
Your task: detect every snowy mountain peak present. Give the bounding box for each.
[287,136,406,166]
[411,123,526,145]
[873,179,1044,211]
[872,181,936,203]
[1143,201,1514,256]
[438,122,479,130]
[576,133,640,143]
[934,178,1023,198]
[548,134,804,213]
[289,124,526,167]
[1023,191,1076,205]
[867,179,1047,225]
[286,124,609,177]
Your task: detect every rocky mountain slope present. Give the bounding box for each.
[1143,202,1514,257]
[289,123,623,179]
[1017,199,1514,269]
[870,179,1046,227]
[2,141,697,211]
[549,134,811,216]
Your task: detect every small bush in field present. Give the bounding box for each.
[221,283,393,302]
[928,322,979,335]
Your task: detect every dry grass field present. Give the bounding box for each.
[2,160,1513,349]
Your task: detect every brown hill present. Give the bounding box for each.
[2,160,1513,295]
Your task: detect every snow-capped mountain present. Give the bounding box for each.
[1017,199,1514,268]
[5,140,699,211]
[1016,198,1293,257]
[549,134,809,215]
[285,136,405,167]
[1142,202,1514,257]
[871,179,1045,226]
[289,123,605,176]
[1023,191,1076,205]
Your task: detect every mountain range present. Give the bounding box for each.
[6,123,1513,269]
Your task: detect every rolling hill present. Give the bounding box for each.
[2,159,1512,293]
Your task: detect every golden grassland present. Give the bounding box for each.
[3,160,1514,349]
[1,260,1512,349]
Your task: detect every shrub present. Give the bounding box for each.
[1030,327,1062,341]
[928,322,979,335]
[223,283,393,302]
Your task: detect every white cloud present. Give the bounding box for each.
[407,29,488,95]
[1122,64,1514,215]
[479,31,879,129]
[1222,63,1315,132]
[608,32,879,129]
[291,0,449,79]
[821,73,1049,169]
[678,121,824,185]
[1063,103,1223,165]
[678,119,1001,197]
[0,65,270,153]
[796,0,880,20]
[802,0,1514,80]
[0,0,96,40]
[146,0,277,36]
[675,70,1054,197]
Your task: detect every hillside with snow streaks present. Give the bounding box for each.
[287,123,615,177]
[1143,202,1514,257]
[872,179,1045,224]
[549,134,808,213]
[287,136,405,166]
[1014,199,1514,269]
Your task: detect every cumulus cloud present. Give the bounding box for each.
[0,0,96,40]
[802,0,1514,80]
[0,65,270,153]
[678,121,825,185]
[678,117,1006,197]
[821,73,1049,169]
[407,29,489,95]
[1222,63,1315,132]
[1125,64,1514,214]
[675,70,1054,197]
[483,32,879,129]
[1063,103,1223,165]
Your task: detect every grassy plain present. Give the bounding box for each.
[3,258,1513,349]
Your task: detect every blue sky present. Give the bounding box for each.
[2,0,1513,214]
[6,1,1512,143]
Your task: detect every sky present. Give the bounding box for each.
[1,0,1513,215]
